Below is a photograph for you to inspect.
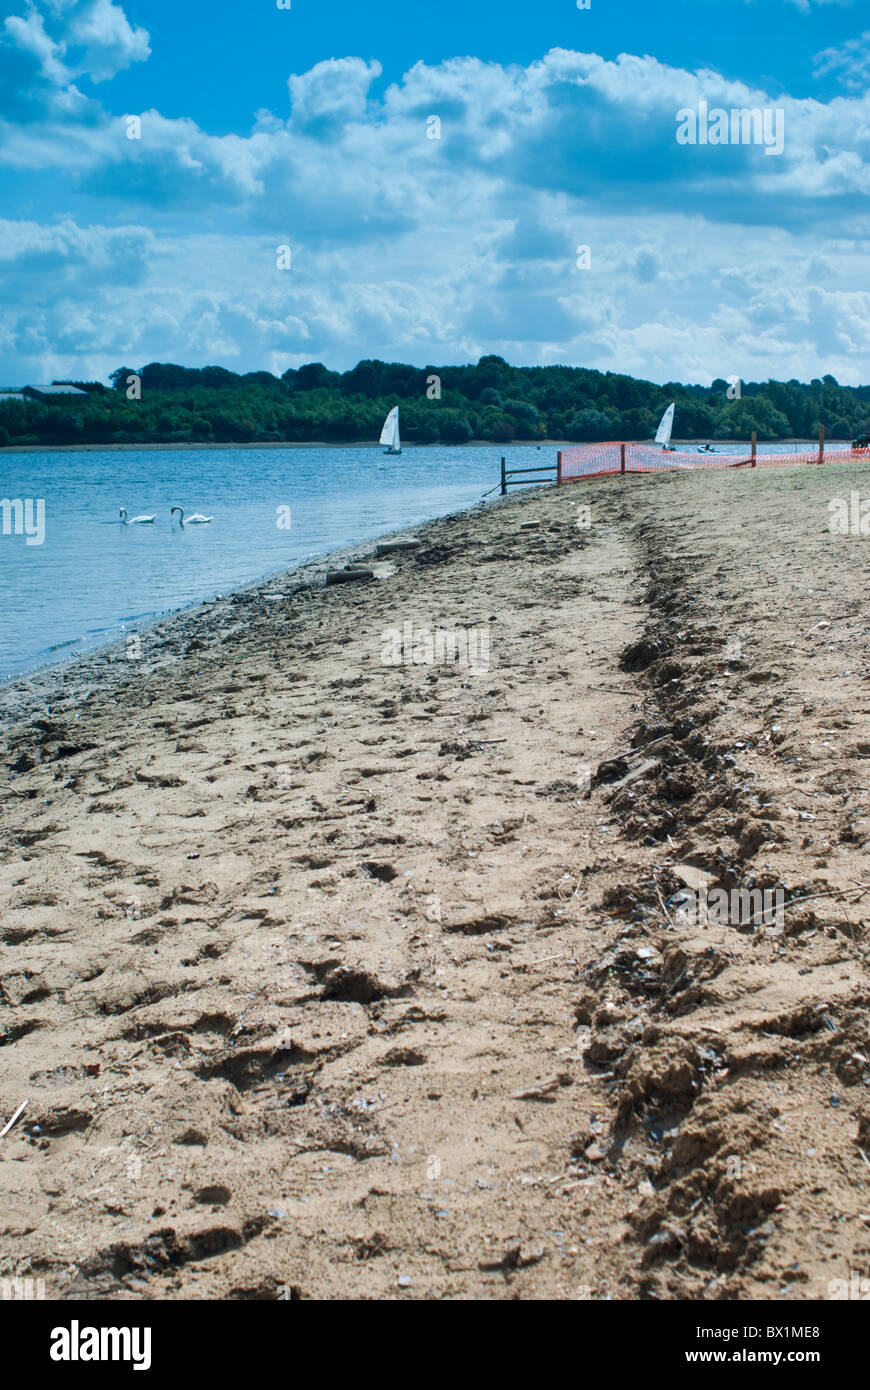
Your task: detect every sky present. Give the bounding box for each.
[0,0,868,387]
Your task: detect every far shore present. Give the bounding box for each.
[1,438,538,453]
[0,436,830,454]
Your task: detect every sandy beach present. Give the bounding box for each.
[2,461,870,1300]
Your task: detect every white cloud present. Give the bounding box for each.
[64,0,151,82]
[2,47,870,385]
[6,48,870,221]
[814,30,870,91]
[288,57,382,131]
[4,8,69,87]
[0,0,149,125]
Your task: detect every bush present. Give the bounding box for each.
[566,408,616,442]
[487,416,515,443]
[439,415,473,443]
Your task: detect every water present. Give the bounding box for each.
[1,439,854,681]
[0,444,543,680]
[670,441,852,458]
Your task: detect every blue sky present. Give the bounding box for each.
[1,0,868,386]
[107,0,863,126]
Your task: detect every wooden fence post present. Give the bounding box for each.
[620,442,626,475]
[818,424,825,465]
[751,431,757,467]
[556,450,562,486]
[500,456,506,495]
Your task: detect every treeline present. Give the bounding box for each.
[1,356,869,447]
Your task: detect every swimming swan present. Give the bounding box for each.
[171,507,213,525]
[119,508,156,524]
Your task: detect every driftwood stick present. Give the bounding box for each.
[783,885,866,912]
[603,733,671,763]
[0,1099,27,1142]
[653,878,676,930]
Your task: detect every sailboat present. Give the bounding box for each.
[380,405,402,456]
[655,402,676,451]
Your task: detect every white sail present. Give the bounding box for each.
[380,406,400,451]
[654,402,675,447]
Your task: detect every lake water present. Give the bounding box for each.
[0,440,854,681]
[0,444,542,680]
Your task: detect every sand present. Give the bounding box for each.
[2,461,870,1300]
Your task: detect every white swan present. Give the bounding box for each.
[119,508,155,525]
[171,507,213,525]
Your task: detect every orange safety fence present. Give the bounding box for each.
[557,442,868,483]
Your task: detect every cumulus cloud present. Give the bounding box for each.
[63,0,150,82]
[2,44,870,385]
[0,216,153,275]
[6,48,870,224]
[0,0,148,123]
[288,57,382,134]
[814,30,870,91]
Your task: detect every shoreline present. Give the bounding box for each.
[0,434,850,691]
[3,439,555,454]
[0,488,510,720]
[0,437,829,454]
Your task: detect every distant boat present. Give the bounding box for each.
[654,402,675,450]
[380,406,402,455]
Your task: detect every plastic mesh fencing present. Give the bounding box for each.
[557,442,866,482]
